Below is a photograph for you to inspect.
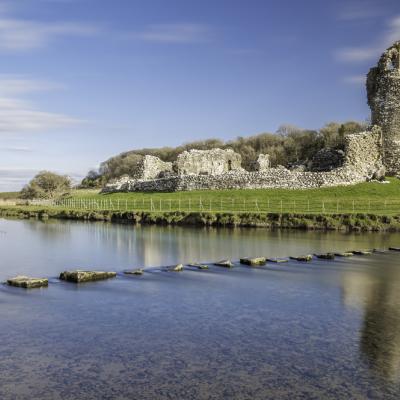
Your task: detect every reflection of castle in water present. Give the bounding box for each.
[342,262,400,380]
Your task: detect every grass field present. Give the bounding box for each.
[3,178,400,215]
[52,178,400,214]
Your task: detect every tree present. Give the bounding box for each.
[20,171,71,199]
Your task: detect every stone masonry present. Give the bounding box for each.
[175,149,242,176]
[367,41,400,175]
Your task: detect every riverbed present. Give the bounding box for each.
[0,218,399,399]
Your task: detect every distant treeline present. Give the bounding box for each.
[81,121,366,188]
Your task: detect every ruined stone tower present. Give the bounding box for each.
[367,41,400,175]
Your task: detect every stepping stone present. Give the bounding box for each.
[124,268,144,275]
[352,250,372,255]
[373,249,387,253]
[267,258,288,263]
[314,253,335,260]
[214,260,234,268]
[239,257,266,266]
[389,247,400,251]
[334,252,354,257]
[168,264,183,272]
[59,270,117,283]
[290,255,313,262]
[7,276,48,289]
[187,263,209,270]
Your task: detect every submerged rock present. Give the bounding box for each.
[314,253,335,260]
[7,275,48,289]
[239,257,266,266]
[124,268,144,275]
[59,270,117,283]
[290,255,313,262]
[214,259,234,268]
[334,252,354,257]
[267,258,288,263]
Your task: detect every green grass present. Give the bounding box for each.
[3,178,400,215]
[58,178,400,215]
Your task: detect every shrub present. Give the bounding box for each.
[20,171,71,199]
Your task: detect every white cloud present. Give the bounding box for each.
[336,15,400,63]
[0,76,79,134]
[0,17,99,51]
[131,23,212,44]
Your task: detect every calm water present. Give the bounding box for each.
[1,218,400,399]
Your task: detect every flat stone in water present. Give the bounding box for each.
[59,270,117,283]
[290,255,313,262]
[7,275,48,289]
[187,263,209,270]
[334,252,354,257]
[214,259,234,268]
[239,257,266,266]
[389,247,400,251]
[267,258,288,263]
[124,268,144,275]
[352,250,372,255]
[168,264,183,272]
[315,253,335,260]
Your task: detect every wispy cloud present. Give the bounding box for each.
[0,17,99,51]
[0,146,32,152]
[0,76,79,134]
[130,23,212,44]
[336,15,400,63]
[338,0,385,21]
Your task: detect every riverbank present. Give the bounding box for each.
[1,205,399,231]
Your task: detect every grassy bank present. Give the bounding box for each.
[1,205,400,231]
[42,178,400,215]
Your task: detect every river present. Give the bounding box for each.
[0,218,399,399]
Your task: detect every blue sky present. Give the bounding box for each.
[1,0,400,190]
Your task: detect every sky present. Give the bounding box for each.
[1,0,400,191]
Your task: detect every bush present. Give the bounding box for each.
[20,171,71,199]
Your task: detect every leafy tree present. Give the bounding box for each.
[20,171,71,199]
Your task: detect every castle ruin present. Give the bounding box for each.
[367,41,400,175]
[103,42,399,193]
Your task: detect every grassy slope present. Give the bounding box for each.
[71,178,400,201]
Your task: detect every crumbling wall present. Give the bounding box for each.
[103,128,383,193]
[175,149,242,176]
[127,155,173,180]
[249,154,270,172]
[367,41,400,175]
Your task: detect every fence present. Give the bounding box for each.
[27,197,400,215]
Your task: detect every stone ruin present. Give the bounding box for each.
[367,41,400,175]
[175,149,242,175]
[103,42,400,193]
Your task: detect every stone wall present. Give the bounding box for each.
[249,154,270,171]
[367,41,400,175]
[128,155,173,180]
[175,149,242,176]
[103,127,383,193]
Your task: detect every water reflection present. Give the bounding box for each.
[342,256,400,381]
